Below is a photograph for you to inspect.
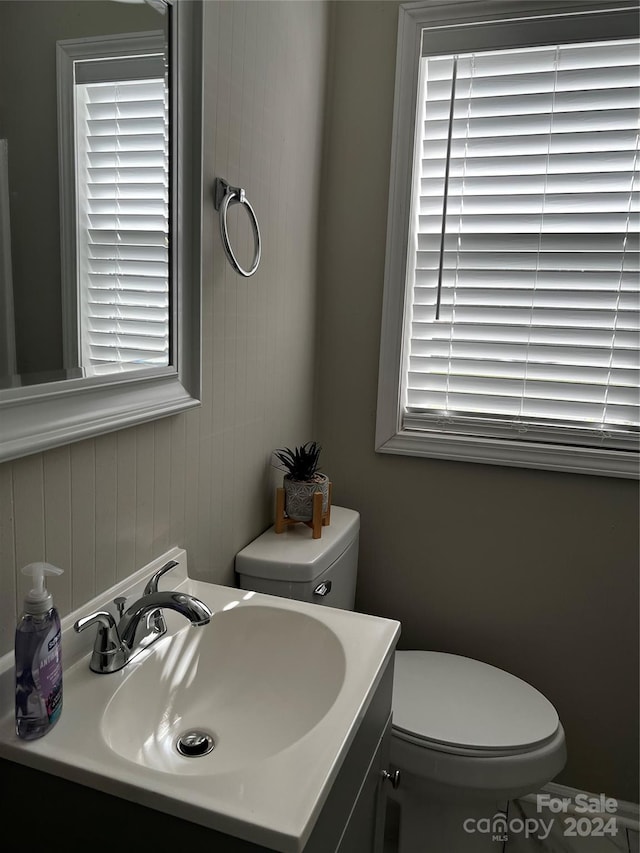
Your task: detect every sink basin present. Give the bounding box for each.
[102,604,346,774]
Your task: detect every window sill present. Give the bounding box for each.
[375,428,640,479]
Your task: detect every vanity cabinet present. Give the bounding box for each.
[1,657,394,853]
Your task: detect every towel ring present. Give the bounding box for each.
[214,178,261,278]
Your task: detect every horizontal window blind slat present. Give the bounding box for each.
[88,346,168,362]
[411,324,639,348]
[86,99,166,120]
[424,89,640,121]
[89,315,168,333]
[88,183,167,200]
[87,330,168,347]
[421,151,638,177]
[424,109,640,141]
[418,232,640,252]
[87,117,166,136]
[88,272,168,290]
[87,198,167,215]
[407,373,640,405]
[88,287,169,312]
[410,338,639,367]
[418,212,640,232]
[88,133,166,152]
[88,167,167,184]
[416,253,640,273]
[85,79,166,103]
[406,389,635,421]
[407,393,639,426]
[87,151,167,168]
[412,306,640,330]
[409,356,639,385]
[423,130,638,158]
[420,192,639,215]
[88,229,167,246]
[425,69,640,99]
[414,289,640,311]
[421,173,637,195]
[89,302,168,320]
[88,214,167,230]
[88,258,167,276]
[415,270,639,290]
[89,244,167,262]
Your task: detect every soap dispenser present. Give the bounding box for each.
[15,562,64,740]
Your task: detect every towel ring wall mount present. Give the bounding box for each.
[214,177,262,278]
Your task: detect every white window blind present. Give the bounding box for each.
[405,36,640,449]
[75,63,169,376]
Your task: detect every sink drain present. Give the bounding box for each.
[176,729,215,757]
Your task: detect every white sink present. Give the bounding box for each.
[0,548,399,852]
[102,604,346,775]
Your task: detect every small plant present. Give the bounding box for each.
[274,441,323,482]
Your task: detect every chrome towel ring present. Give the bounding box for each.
[213,178,261,278]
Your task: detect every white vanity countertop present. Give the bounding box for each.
[0,548,400,852]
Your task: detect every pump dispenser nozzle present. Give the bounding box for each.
[21,563,63,615]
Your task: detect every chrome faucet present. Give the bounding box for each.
[74,561,212,674]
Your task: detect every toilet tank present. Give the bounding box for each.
[235,506,360,610]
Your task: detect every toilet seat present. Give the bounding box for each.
[392,651,560,756]
[392,726,559,758]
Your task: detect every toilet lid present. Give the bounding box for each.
[392,651,559,751]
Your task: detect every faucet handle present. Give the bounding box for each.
[74,611,126,674]
[75,610,117,634]
[144,559,179,595]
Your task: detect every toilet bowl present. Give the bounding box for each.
[235,507,567,852]
[390,650,566,852]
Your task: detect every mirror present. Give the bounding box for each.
[0,0,202,462]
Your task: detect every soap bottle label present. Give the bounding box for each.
[37,627,62,724]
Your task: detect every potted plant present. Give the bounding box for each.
[273,441,330,522]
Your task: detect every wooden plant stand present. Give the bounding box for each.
[274,482,332,539]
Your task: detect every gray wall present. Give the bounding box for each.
[0,0,329,651]
[315,0,639,803]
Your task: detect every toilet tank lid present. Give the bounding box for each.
[392,651,560,751]
[235,506,360,582]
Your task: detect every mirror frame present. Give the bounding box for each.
[0,0,203,463]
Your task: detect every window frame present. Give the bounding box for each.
[58,31,169,377]
[375,0,640,478]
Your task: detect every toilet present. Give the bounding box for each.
[235,506,567,853]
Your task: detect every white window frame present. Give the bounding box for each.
[57,31,168,376]
[376,0,640,478]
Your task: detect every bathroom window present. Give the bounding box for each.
[58,33,169,377]
[376,0,639,477]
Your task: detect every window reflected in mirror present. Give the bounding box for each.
[60,34,169,376]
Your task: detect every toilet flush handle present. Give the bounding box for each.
[313,581,332,597]
[382,769,401,789]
